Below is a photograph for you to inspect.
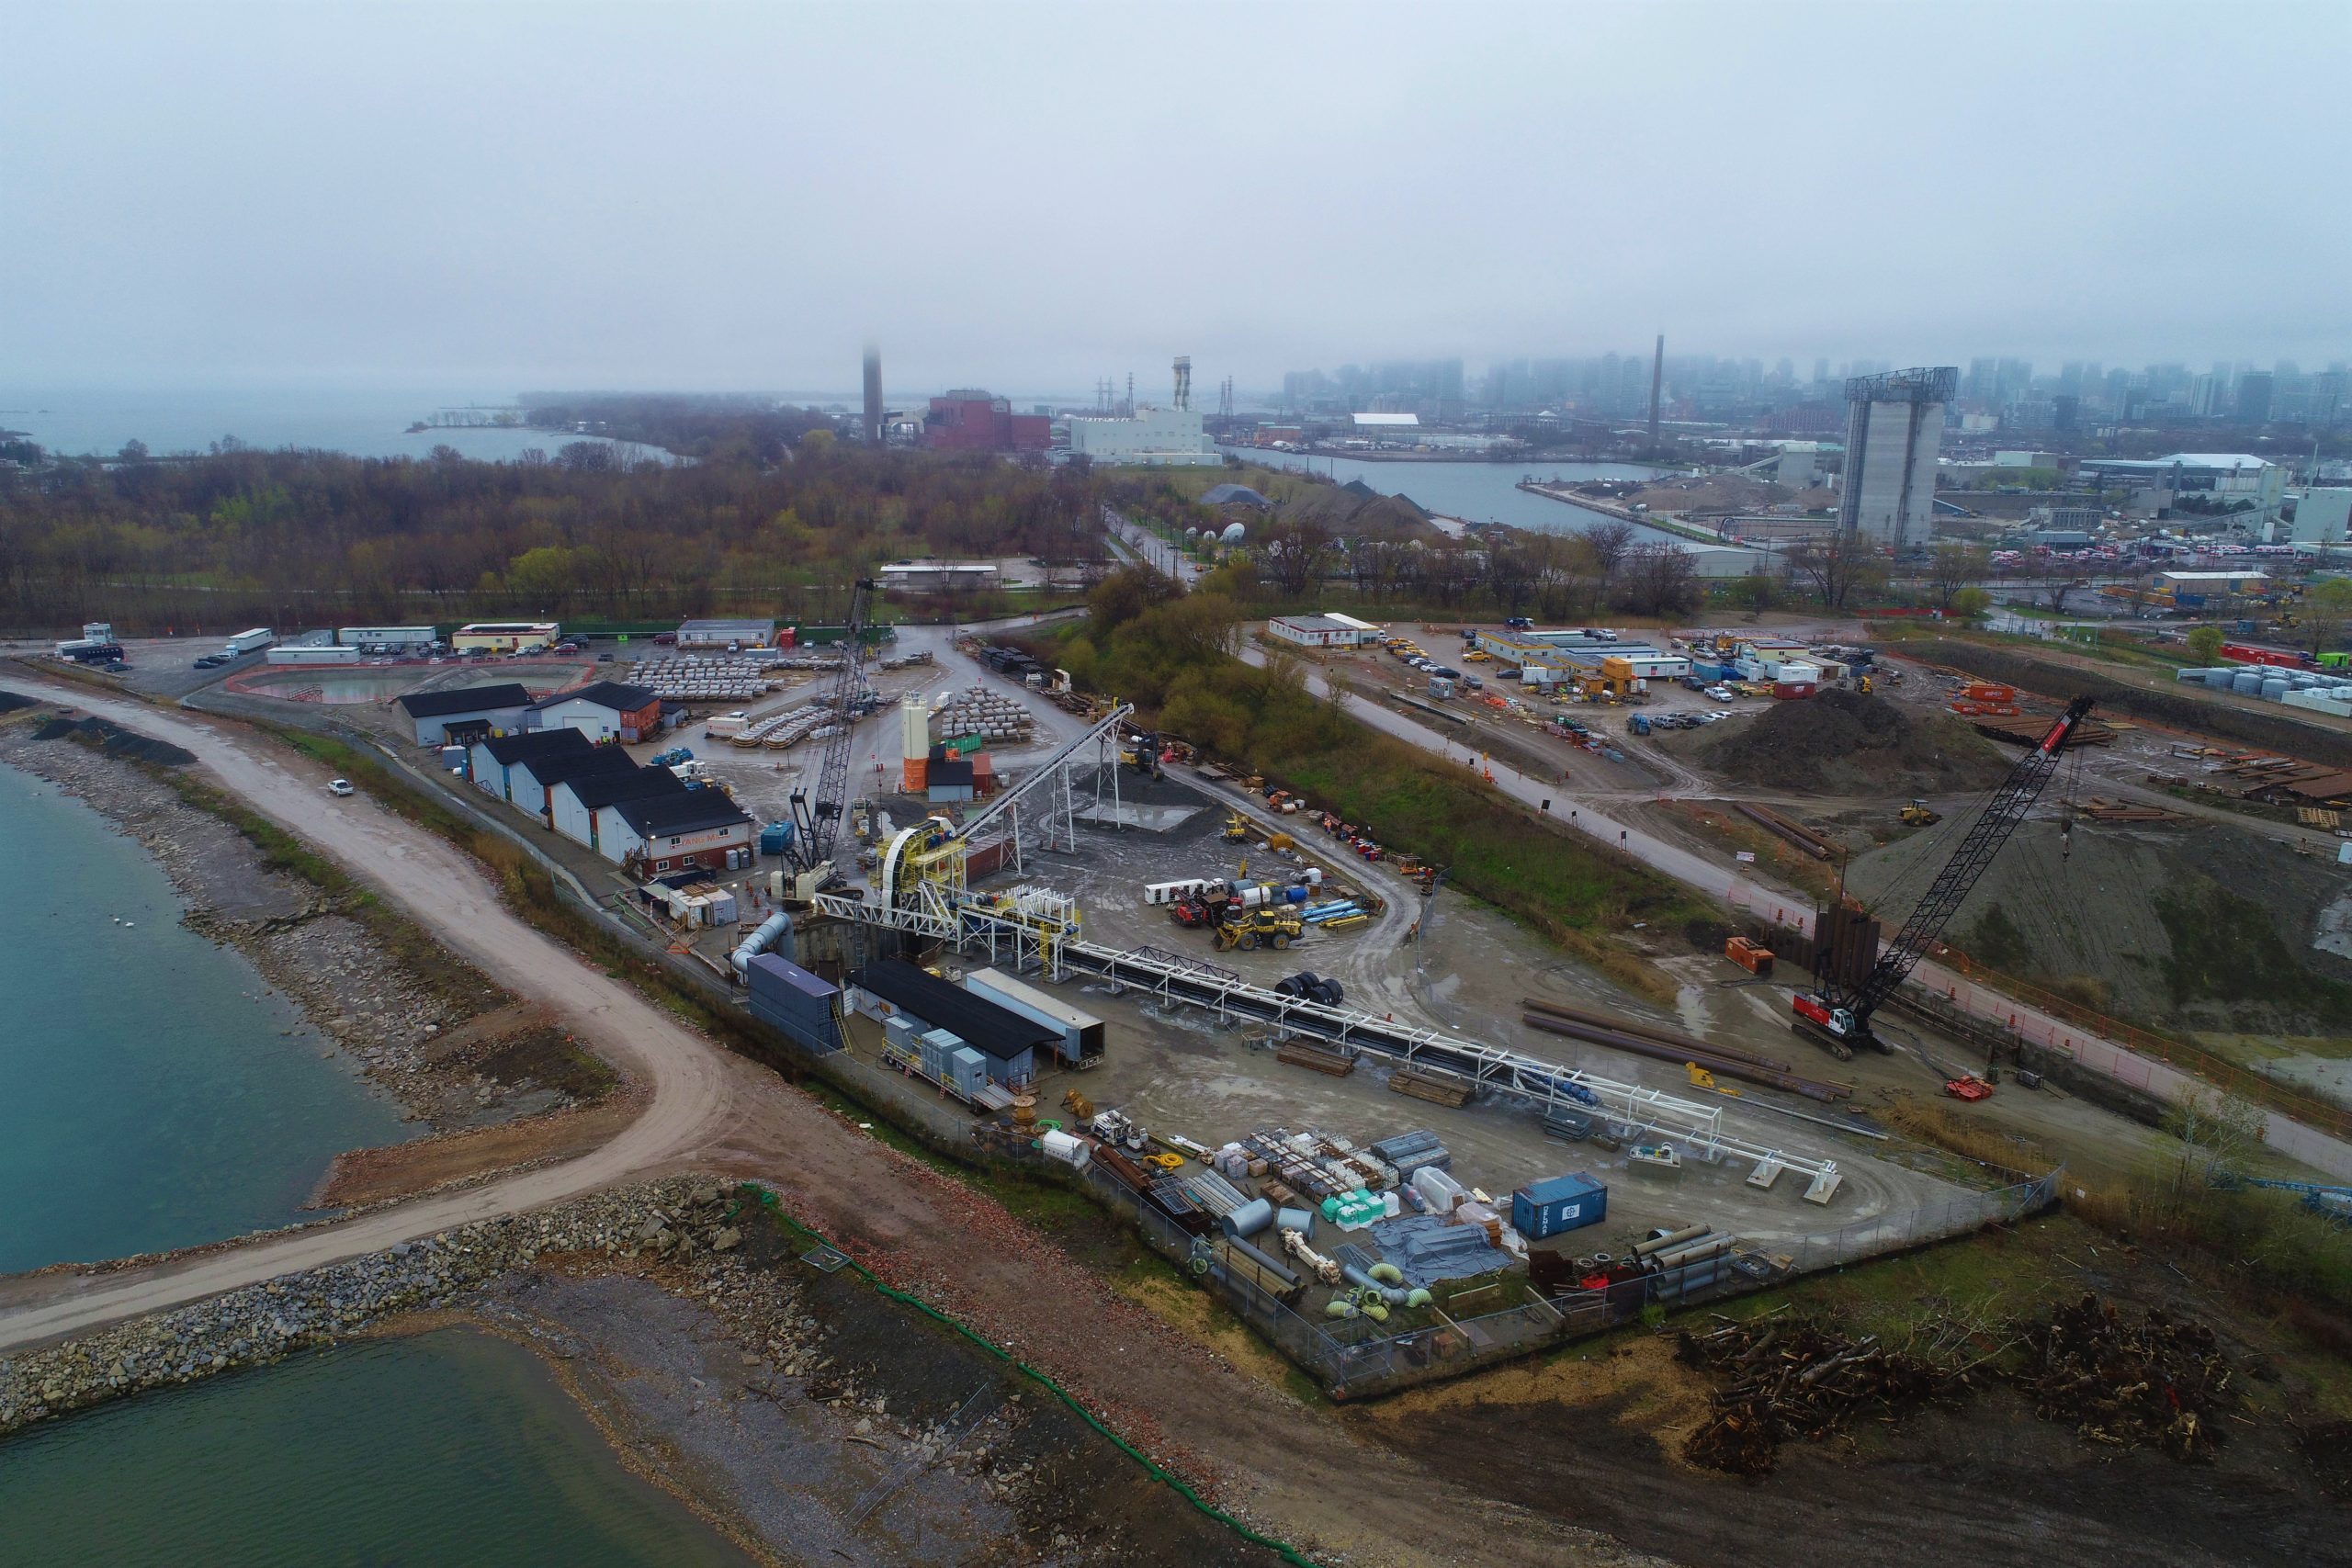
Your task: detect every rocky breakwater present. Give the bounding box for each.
[0,1178,743,1438]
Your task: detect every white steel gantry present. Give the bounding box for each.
[811,864,1844,1203]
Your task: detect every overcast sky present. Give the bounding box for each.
[6,1,2346,398]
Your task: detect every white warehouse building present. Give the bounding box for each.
[1066,406,1221,467]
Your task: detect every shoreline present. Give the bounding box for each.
[0,703,624,1196]
[0,1178,1225,1567]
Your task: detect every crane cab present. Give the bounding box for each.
[1791,992,1854,1036]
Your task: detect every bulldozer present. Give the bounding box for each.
[1215,908,1305,952]
[1900,799,1940,827]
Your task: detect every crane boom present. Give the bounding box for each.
[1795,694,2094,1050]
[787,578,876,877]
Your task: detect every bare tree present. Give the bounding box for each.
[1612,542,1700,616]
[1783,532,1887,609]
[1255,514,1337,598]
[1583,517,1636,585]
[2033,559,2095,614]
[1926,542,1992,611]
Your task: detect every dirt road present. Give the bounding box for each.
[0,673,739,1351]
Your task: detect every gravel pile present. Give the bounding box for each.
[1696,687,2009,795]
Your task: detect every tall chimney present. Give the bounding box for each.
[862,345,883,447]
[1647,333,1664,449]
[1173,355,1192,412]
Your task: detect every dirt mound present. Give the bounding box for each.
[0,690,38,715]
[1278,481,1440,539]
[1697,688,2010,795]
[33,715,197,766]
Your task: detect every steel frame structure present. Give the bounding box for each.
[812,883,1843,1201]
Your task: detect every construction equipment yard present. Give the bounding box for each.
[16,606,2352,1568]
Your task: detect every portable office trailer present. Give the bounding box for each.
[962,966,1106,1065]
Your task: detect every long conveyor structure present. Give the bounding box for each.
[810,875,1844,1203]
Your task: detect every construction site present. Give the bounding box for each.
[345,593,2100,1399]
[105,590,2352,1403]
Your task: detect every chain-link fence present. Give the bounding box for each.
[1037,1140,2059,1399]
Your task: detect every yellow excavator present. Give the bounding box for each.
[1222,811,1250,842]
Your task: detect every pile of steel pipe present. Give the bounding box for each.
[1520,1009,1854,1104]
[1523,998,1794,1073]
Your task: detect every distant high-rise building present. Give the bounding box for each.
[1838,367,1955,552]
[862,346,883,446]
[1646,334,1664,446]
[2235,370,2274,424]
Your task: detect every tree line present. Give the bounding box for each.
[0,435,1129,635]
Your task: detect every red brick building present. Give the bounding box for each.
[923,390,1051,454]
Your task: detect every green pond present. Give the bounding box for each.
[0,1328,754,1566]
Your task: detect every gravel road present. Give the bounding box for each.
[0,672,737,1352]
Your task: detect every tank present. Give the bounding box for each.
[2233,671,2265,694]
[2262,678,2290,700]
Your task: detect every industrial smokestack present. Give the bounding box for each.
[1647,333,1664,449]
[1173,355,1192,412]
[862,344,883,447]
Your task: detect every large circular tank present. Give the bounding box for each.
[2261,678,2290,700]
[2233,671,2265,694]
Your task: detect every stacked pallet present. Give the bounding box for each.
[1276,1038,1355,1077]
[1388,1064,1474,1107]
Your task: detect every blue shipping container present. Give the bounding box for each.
[1511,1172,1607,1240]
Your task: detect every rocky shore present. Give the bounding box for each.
[0,709,605,1130]
[0,1179,722,1436]
[3,1178,1257,1564]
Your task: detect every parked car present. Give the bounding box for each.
[327,779,356,796]
[596,652,616,662]
[1504,615,1534,630]
[192,655,223,669]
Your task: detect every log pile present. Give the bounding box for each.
[1679,1294,2240,1475]
[2011,1294,2230,1461]
[1678,1314,1975,1475]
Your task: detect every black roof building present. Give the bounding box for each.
[523,746,639,789]
[534,680,659,715]
[396,682,534,718]
[615,791,753,840]
[481,728,594,766]
[849,959,1057,1063]
[561,765,689,810]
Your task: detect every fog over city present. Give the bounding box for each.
[6,0,2346,393]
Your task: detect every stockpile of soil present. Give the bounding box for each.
[0,689,38,715]
[1278,479,1442,539]
[1697,688,2010,795]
